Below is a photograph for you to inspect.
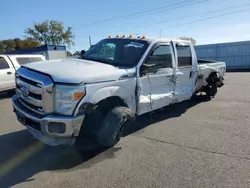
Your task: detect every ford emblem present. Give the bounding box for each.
[20,87,29,97]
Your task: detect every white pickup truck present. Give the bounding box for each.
[12,36,226,149]
[0,54,45,93]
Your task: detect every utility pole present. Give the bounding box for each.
[73,24,76,54]
[89,35,92,48]
[159,29,162,37]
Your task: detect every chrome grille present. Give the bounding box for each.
[16,67,54,115]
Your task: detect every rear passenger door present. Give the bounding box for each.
[173,42,197,102]
[0,57,15,91]
[137,43,175,115]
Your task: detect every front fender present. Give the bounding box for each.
[74,84,136,115]
[91,86,134,105]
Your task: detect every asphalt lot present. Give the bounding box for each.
[0,73,250,188]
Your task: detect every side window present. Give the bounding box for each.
[0,57,10,70]
[142,45,172,74]
[30,57,43,62]
[176,45,192,67]
[16,57,31,65]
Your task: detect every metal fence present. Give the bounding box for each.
[195,41,250,70]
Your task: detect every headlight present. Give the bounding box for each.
[55,84,86,115]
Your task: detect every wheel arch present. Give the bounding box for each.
[74,86,136,116]
[206,71,219,83]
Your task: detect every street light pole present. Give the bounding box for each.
[89,35,92,48]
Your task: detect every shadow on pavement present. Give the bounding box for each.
[0,91,15,100]
[123,95,210,136]
[0,95,209,187]
[0,129,120,188]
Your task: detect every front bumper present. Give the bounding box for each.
[12,95,85,146]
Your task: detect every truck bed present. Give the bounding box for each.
[198,59,226,77]
[195,59,226,92]
[198,59,220,64]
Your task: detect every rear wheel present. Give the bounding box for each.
[211,83,217,97]
[204,84,217,97]
[204,72,218,98]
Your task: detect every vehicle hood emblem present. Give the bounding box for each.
[20,87,29,97]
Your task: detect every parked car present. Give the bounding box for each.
[12,36,226,149]
[0,54,45,92]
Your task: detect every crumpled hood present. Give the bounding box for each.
[22,59,132,84]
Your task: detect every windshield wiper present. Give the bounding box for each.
[82,57,112,65]
[81,56,132,67]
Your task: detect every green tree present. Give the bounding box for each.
[3,40,16,51]
[0,42,7,54]
[14,38,40,50]
[0,38,41,54]
[73,51,81,56]
[0,40,16,54]
[13,38,22,50]
[179,37,196,46]
[67,51,72,56]
[25,20,74,47]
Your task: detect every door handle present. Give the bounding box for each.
[167,75,175,83]
[7,72,12,75]
[189,71,194,78]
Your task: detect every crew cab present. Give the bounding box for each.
[0,54,45,92]
[12,36,226,148]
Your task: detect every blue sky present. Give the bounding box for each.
[0,0,250,52]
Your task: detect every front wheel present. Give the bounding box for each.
[96,106,134,148]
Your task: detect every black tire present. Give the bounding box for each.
[96,106,134,147]
[74,106,103,151]
[204,83,217,98]
[7,89,15,94]
[211,83,217,97]
[204,72,218,98]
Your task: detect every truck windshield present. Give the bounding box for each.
[81,38,149,67]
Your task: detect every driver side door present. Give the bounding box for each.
[137,43,175,115]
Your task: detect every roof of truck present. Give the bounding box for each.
[106,36,191,45]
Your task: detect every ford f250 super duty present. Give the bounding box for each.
[12,36,226,149]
